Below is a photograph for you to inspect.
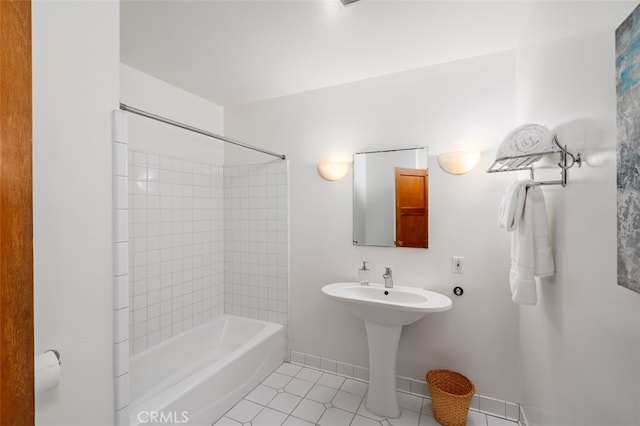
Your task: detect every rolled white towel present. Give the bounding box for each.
[497,124,553,161]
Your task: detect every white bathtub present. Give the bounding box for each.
[129,315,285,426]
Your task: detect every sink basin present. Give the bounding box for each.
[321,282,452,327]
[321,281,452,418]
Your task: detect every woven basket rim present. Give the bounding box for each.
[426,369,475,398]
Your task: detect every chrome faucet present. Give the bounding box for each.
[383,267,393,288]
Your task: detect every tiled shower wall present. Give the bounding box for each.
[128,151,224,354]
[224,161,289,342]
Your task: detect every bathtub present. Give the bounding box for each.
[129,315,285,426]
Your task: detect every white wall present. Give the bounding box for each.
[225,51,520,400]
[120,64,224,164]
[516,4,640,425]
[32,1,119,425]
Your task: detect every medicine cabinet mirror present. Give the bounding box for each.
[353,147,429,248]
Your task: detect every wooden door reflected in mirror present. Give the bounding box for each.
[353,147,428,248]
[394,167,428,248]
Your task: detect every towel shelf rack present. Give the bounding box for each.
[486,135,582,187]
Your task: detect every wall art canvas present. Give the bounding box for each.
[616,3,640,294]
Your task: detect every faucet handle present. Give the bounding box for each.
[383,267,392,276]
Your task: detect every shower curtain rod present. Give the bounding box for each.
[119,103,286,160]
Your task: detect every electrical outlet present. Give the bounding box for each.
[452,256,464,274]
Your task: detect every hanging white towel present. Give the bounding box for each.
[531,187,554,277]
[499,182,555,305]
[497,180,530,231]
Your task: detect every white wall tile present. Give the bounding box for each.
[505,403,519,421]
[114,176,128,210]
[114,209,128,243]
[336,362,354,378]
[128,150,224,354]
[114,275,129,310]
[114,373,129,410]
[114,242,128,277]
[114,340,129,377]
[291,351,305,365]
[223,161,289,347]
[320,358,337,373]
[480,396,506,418]
[114,308,129,343]
[112,110,128,144]
[410,379,429,397]
[304,354,321,369]
[397,376,411,393]
[113,142,128,177]
[114,407,129,426]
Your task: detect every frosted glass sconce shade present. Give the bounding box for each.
[318,161,351,181]
[437,151,480,175]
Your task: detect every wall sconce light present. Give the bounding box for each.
[318,161,351,181]
[437,151,481,175]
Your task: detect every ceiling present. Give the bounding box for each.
[120,1,635,107]
[121,0,537,106]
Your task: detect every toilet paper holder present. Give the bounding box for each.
[43,349,61,364]
[35,349,62,393]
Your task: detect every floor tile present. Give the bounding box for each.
[317,407,355,426]
[331,390,363,413]
[285,377,315,397]
[282,416,316,426]
[295,367,323,383]
[388,408,420,426]
[306,383,338,403]
[396,392,423,413]
[291,398,326,424]
[487,415,518,425]
[262,372,293,389]
[277,362,303,377]
[251,407,288,426]
[480,398,506,419]
[357,402,386,421]
[340,378,368,396]
[225,400,263,423]
[212,417,242,426]
[223,363,520,426]
[352,415,382,426]
[318,372,346,389]
[418,413,439,426]
[245,384,278,405]
[467,410,489,426]
[420,398,433,414]
[505,403,520,421]
[267,392,302,414]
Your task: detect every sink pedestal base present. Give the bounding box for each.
[364,321,402,418]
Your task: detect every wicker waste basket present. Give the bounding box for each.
[426,369,475,426]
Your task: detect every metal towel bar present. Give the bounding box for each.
[486,135,581,187]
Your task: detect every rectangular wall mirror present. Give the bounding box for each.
[353,147,429,248]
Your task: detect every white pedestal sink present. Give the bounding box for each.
[321,282,452,418]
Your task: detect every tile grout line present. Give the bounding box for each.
[289,353,520,423]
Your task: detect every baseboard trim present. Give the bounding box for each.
[519,405,529,425]
[290,350,521,423]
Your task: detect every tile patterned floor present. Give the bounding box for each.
[213,363,517,426]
